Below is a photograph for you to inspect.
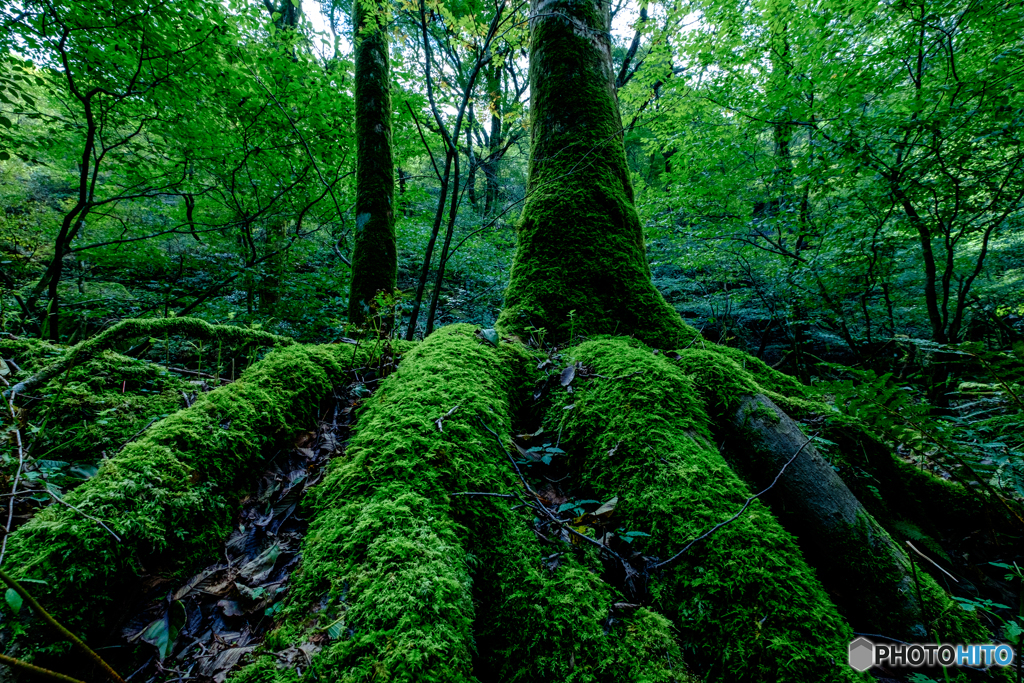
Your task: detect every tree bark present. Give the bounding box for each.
[347,0,397,328]
[496,0,693,347]
[728,393,930,638]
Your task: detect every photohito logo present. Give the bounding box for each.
[848,637,1016,671]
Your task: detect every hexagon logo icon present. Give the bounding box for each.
[848,637,875,671]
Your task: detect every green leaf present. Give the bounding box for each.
[141,601,187,660]
[327,619,345,639]
[5,588,22,614]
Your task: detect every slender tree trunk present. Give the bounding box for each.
[483,63,502,216]
[348,0,397,329]
[466,105,478,211]
[259,220,286,314]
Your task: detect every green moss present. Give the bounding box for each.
[821,420,1003,535]
[238,325,514,682]
[549,338,864,682]
[1,342,384,658]
[239,326,692,682]
[0,336,64,371]
[348,0,397,326]
[23,350,192,463]
[670,346,814,416]
[472,501,696,683]
[4,317,295,399]
[495,0,695,348]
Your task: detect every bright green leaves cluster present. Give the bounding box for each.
[629,0,1024,353]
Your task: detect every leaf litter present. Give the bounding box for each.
[120,380,368,683]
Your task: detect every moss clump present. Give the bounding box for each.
[19,350,191,463]
[495,0,695,348]
[472,499,695,683]
[549,338,863,682]
[1,342,382,659]
[4,317,295,400]
[239,324,515,682]
[0,336,64,371]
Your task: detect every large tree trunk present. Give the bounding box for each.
[348,0,397,329]
[496,0,693,347]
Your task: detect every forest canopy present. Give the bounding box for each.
[0,0,1022,680]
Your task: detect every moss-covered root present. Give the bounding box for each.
[4,317,294,399]
[730,393,937,639]
[471,496,696,683]
[1,343,350,656]
[236,325,516,682]
[495,0,695,348]
[553,339,863,682]
[826,420,1017,538]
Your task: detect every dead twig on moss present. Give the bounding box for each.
[45,487,121,542]
[654,433,817,570]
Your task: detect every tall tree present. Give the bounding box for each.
[495,0,689,346]
[347,0,397,328]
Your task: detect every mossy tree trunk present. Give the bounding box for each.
[496,0,693,347]
[348,0,397,328]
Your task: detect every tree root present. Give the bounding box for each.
[1,342,375,666]
[550,339,862,681]
[727,393,931,638]
[3,317,294,400]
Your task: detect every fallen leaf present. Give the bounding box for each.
[173,566,226,601]
[239,544,281,584]
[141,601,187,660]
[217,599,246,617]
[203,645,255,682]
[593,497,618,517]
[559,364,576,386]
[5,588,21,614]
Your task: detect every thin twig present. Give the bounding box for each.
[590,370,645,380]
[449,492,515,498]
[435,405,460,433]
[117,417,159,453]
[476,417,629,560]
[0,568,127,683]
[905,541,959,583]
[0,396,25,566]
[654,432,818,570]
[46,487,121,542]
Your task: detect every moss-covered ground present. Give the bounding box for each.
[0,325,1008,682]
